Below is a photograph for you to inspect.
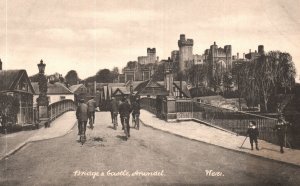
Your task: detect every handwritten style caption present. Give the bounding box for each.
[73,170,165,179]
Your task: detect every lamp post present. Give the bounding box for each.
[164,57,174,96]
[37,60,49,121]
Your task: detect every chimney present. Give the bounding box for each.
[0,58,2,70]
[249,49,251,53]
[243,53,245,59]
[237,53,239,59]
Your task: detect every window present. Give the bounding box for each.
[60,96,66,100]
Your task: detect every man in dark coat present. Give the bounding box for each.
[110,97,119,125]
[118,97,132,136]
[247,121,259,150]
[87,96,97,129]
[274,117,288,153]
[132,98,141,129]
[76,99,88,138]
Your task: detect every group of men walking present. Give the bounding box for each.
[110,96,141,137]
[75,97,97,139]
[76,96,141,140]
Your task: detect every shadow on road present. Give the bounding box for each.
[116,135,127,141]
[259,147,280,153]
[93,137,105,142]
[107,126,115,130]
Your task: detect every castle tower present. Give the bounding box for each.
[147,48,156,64]
[224,45,232,70]
[210,41,218,77]
[258,45,264,55]
[178,34,193,73]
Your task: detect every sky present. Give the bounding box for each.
[0,0,300,81]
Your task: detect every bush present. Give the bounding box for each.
[0,93,20,124]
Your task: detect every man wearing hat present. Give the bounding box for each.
[110,97,119,126]
[274,116,288,153]
[118,97,132,137]
[87,96,97,129]
[76,99,88,138]
[132,97,141,129]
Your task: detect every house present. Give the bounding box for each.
[0,70,35,125]
[111,86,131,102]
[69,84,87,103]
[134,79,169,97]
[156,81,191,98]
[31,82,74,107]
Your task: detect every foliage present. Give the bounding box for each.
[189,87,216,97]
[29,73,39,82]
[152,63,164,81]
[126,61,137,69]
[111,67,120,82]
[84,76,96,83]
[187,64,208,87]
[96,69,113,83]
[65,70,80,86]
[238,51,296,112]
[0,93,20,124]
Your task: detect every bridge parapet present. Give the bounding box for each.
[48,99,76,123]
[141,97,278,144]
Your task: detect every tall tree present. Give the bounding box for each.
[65,70,80,86]
[111,67,120,82]
[96,69,113,83]
[152,63,165,81]
[238,51,296,112]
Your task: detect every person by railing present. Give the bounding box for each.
[273,116,291,153]
[246,121,259,150]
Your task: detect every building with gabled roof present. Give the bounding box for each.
[31,82,74,106]
[134,79,169,97]
[0,69,35,125]
[69,84,87,104]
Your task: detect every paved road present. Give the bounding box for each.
[0,112,299,185]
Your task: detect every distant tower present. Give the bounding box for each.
[178,34,193,73]
[224,45,232,70]
[210,41,218,77]
[147,48,156,64]
[258,45,264,55]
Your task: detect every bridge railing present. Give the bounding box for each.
[140,97,157,115]
[48,99,76,122]
[191,100,277,144]
[141,97,278,144]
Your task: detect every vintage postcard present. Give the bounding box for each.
[0,0,300,185]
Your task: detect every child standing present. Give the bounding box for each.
[247,121,259,150]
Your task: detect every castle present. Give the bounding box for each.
[123,48,158,82]
[119,34,266,89]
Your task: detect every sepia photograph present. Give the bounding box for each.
[0,0,300,185]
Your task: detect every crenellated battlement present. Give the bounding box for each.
[178,34,194,47]
[147,48,156,54]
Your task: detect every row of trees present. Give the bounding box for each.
[65,67,120,86]
[84,67,119,84]
[30,67,120,87]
